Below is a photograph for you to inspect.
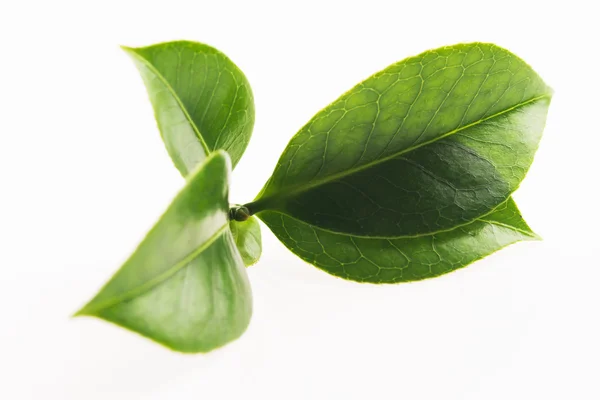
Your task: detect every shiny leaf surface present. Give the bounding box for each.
[230,216,262,266]
[124,41,255,175]
[260,197,538,283]
[76,152,252,353]
[249,43,551,238]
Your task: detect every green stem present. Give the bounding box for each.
[242,199,270,217]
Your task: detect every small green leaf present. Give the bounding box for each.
[76,151,252,353]
[259,197,538,283]
[230,216,262,266]
[248,43,551,238]
[123,40,255,175]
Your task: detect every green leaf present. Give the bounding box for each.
[123,40,255,175]
[248,43,551,238]
[259,197,538,283]
[230,216,262,266]
[76,151,252,353]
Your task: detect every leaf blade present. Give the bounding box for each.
[90,230,251,353]
[124,40,255,174]
[250,43,551,238]
[76,151,252,353]
[259,197,538,283]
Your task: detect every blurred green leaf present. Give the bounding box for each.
[76,152,252,353]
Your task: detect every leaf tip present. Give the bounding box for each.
[71,308,87,318]
[72,301,96,318]
[120,45,140,58]
[530,231,543,241]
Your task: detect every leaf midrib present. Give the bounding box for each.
[123,46,211,155]
[250,94,550,212]
[261,207,538,241]
[77,223,229,315]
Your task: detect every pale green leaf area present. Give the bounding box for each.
[260,197,538,283]
[230,216,262,266]
[124,41,255,175]
[76,152,252,353]
[249,43,551,238]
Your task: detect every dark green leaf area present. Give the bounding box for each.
[265,136,512,238]
[259,198,538,284]
[124,41,254,175]
[251,43,551,237]
[76,151,252,353]
[230,216,262,266]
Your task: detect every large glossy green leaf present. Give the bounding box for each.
[230,216,262,266]
[123,40,255,175]
[248,43,551,238]
[259,197,537,283]
[76,151,252,353]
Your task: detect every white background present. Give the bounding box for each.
[1,1,598,399]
